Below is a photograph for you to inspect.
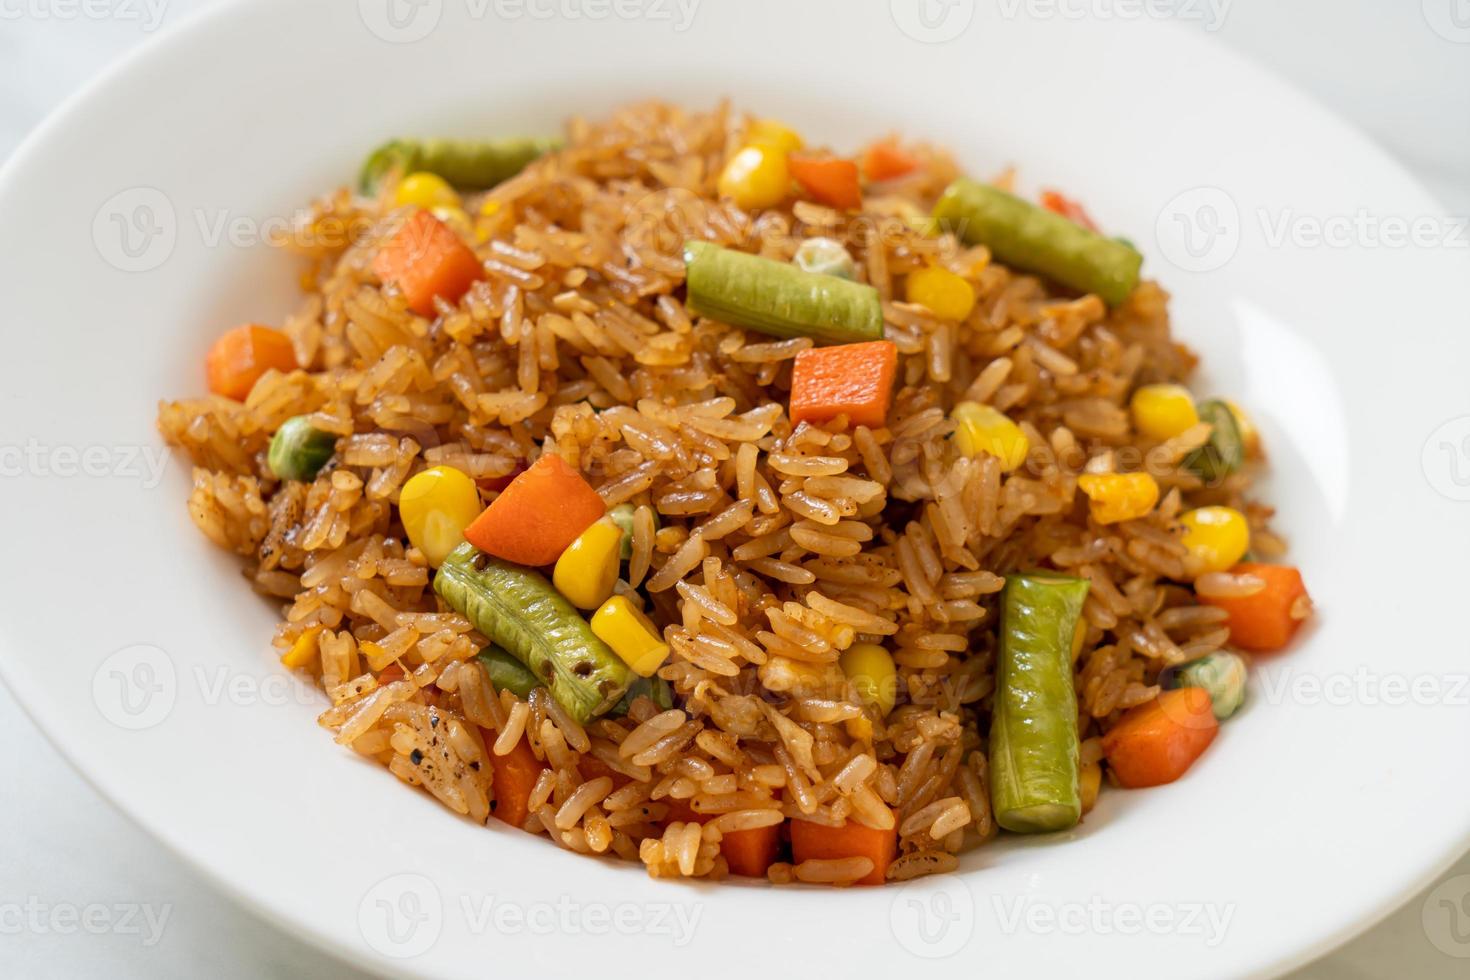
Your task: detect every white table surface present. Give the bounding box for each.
[2,3,1467,978]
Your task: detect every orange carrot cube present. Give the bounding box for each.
[372,209,483,317]
[789,340,898,429]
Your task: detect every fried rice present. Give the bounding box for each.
[156,100,1297,886]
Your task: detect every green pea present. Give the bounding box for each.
[608,504,636,560]
[793,237,857,280]
[1164,651,1247,720]
[267,416,336,482]
[1185,400,1245,485]
[606,503,658,560]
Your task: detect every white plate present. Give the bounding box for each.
[2,1,1467,977]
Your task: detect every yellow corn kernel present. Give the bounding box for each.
[591,596,669,677]
[1077,472,1160,524]
[473,198,503,244]
[398,465,482,567]
[845,714,874,743]
[281,627,323,670]
[1080,762,1102,814]
[1071,615,1089,662]
[905,266,976,321]
[430,205,473,239]
[553,518,623,610]
[839,643,898,717]
[1224,399,1261,457]
[359,641,391,672]
[951,401,1030,472]
[1178,506,1250,574]
[746,118,803,154]
[1130,384,1199,440]
[395,172,459,210]
[717,145,790,211]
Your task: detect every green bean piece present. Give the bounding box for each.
[932,178,1143,306]
[990,572,1091,834]
[682,241,883,344]
[1184,400,1245,484]
[614,675,674,715]
[358,140,415,195]
[435,543,632,724]
[267,416,336,482]
[358,136,563,195]
[476,644,541,699]
[1164,651,1247,720]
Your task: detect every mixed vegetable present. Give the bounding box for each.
[205,323,296,400]
[476,645,541,700]
[1186,400,1247,483]
[933,178,1143,305]
[1200,563,1312,652]
[1101,688,1219,789]
[185,115,1319,881]
[399,465,483,567]
[463,454,607,567]
[372,209,484,317]
[790,816,897,885]
[989,573,1090,833]
[792,237,857,280]
[267,416,336,482]
[787,340,898,429]
[435,545,633,724]
[951,402,1030,472]
[358,136,562,195]
[860,139,921,182]
[1163,652,1248,721]
[788,154,863,211]
[682,241,883,344]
